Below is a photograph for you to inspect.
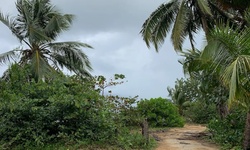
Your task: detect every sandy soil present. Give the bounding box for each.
[152,124,219,150]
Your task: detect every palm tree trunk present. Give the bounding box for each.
[243,111,250,150]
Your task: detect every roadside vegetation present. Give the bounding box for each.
[142,0,250,149]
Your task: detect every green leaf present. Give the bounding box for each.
[196,0,212,16]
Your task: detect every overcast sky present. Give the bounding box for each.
[0,0,205,99]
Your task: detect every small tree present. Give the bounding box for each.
[137,97,184,127]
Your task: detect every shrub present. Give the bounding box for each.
[0,65,155,149]
[137,97,184,127]
[0,78,118,149]
[208,107,246,149]
[184,101,218,124]
[0,65,118,148]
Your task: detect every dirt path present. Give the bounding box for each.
[152,124,219,150]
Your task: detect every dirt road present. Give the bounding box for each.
[153,124,219,150]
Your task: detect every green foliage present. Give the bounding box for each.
[167,78,201,116]
[95,74,142,126]
[0,79,117,149]
[95,74,126,96]
[107,95,142,126]
[137,97,184,127]
[208,108,246,149]
[0,65,154,149]
[116,129,156,150]
[184,101,218,124]
[0,0,92,80]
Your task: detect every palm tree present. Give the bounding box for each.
[180,49,229,119]
[201,24,250,150]
[0,0,92,81]
[140,0,250,52]
[140,0,212,51]
[167,78,194,116]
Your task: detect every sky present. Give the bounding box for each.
[0,0,205,99]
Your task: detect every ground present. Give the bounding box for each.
[152,124,219,150]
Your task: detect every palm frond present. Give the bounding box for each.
[180,49,204,77]
[202,24,250,108]
[28,24,51,43]
[48,41,93,76]
[0,12,12,29]
[0,49,18,64]
[196,0,212,16]
[53,54,92,77]
[171,1,190,51]
[244,7,250,26]
[45,14,74,40]
[221,59,238,106]
[186,21,200,51]
[0,11,24,41]
[15,0,32,35]
[140,0,179,51]
[48,41,93,49]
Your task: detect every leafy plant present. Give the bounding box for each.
[184,100,218,124]
[137,97,184,127]
[0,65,117,149]
[208,107,246,149]
[0,65,155,149]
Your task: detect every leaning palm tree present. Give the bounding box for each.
[0,0,92,81]
[201,23,250,150]
[140,0,212,51]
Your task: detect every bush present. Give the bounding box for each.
[184,101,218,124]
[116,128,156,150]
[208,107,246,149]
[137,97,184,127]
[0,65,116,148]
[0,65,155,149]
[0,78,118,149]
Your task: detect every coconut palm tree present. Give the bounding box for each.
[0,0,92,81]
[201,23,250,150]
[140,0,250,52]
[180,49,230,119]
[167,78,195,116]
[140,0,212,51]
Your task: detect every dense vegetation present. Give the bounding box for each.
[142,0,250,149]
[0,64,155,149]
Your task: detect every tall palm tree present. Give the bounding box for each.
[201,24,250,150]
[0,0,92,81]
[140,0,212,51]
